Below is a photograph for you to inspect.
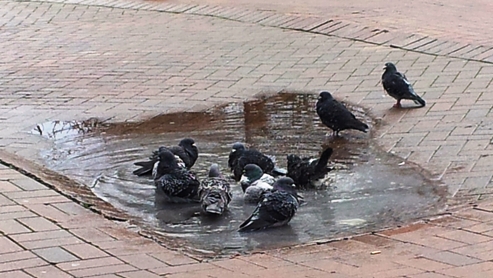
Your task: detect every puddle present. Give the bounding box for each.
[33,92,446,257]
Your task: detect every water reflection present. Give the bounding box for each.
[34,92,446,257]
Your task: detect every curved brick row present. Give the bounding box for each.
[24,0,493,63]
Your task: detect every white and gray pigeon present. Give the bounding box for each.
[316,91,369,136]
[240,164,276,204]
[198,164,232,215]
[382,62,426,108]
[238,177,300,232]
[154,148,200,203]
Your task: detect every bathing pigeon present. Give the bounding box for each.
[382,62,426,108]
[243,181,273,204]
[227,142,275,181]
[154,148,200,203]
[133,138,198,176]
[287,147,333,189]
[316,91,369,136]
[239,177,300,232]
[240,164,276,192]
[198,164,232,215]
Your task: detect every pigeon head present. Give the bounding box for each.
[384,62,397,72]
[228,142,246,169]
[179,138,198,155]
[208,163,222,178]
[273,177,297,195]
[318,91,333,102]
[155,148,180,177]
[231,142,246,153]
[157,147,176,162]
[241,164,264,182]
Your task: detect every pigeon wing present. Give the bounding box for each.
[239,192,298,231]
[234,150,275,180]
[157,169,200,200]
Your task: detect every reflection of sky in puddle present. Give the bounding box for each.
[34,93,447,257]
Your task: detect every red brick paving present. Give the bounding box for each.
[1,0,493,277]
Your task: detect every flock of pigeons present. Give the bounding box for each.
[132,62,426,232]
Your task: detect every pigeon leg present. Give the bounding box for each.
[393,99,402,108]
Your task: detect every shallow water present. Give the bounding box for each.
[33,92,446,257]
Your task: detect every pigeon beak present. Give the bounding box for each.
[239,175,249,184]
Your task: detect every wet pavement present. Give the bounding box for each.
[2,0,493,276]
[32,93,446,257]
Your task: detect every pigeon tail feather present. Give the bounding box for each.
[352,121,369,133]
[314,147,334,173]
[238,217,270,232]
[272,166,287,176]
[132,160,155,176]
[413,95,426,107]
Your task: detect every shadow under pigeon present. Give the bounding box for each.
[31,92,447,258]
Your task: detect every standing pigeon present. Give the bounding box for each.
[133,138,198,176]
[287,147,333,189]
[227,142,275,181]
[239,177,300,232]
[154,148,200,203]
[382,62,426,108]
[316,91,369,136]
[198,164,232,215]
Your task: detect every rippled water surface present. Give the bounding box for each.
[33,92,446,257]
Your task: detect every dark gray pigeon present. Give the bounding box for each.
[227,142,275,181]
[154,148,200,203]
[133,138,198,176]
[382,62,426,108]
[198,164,232,215]
[316,91,369,136]
[287,147,333,189]
[238,177,300,232]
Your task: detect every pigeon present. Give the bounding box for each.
[154,148,200,203]
[382,62,426,108]
[198,164,232,215]
[287,147,333,189]
[316,91,369,136]
[239,164,276,192]
[238,177,300,232]
[133,138,198,176]
[227,142,275,181]
[243,181,273,204]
